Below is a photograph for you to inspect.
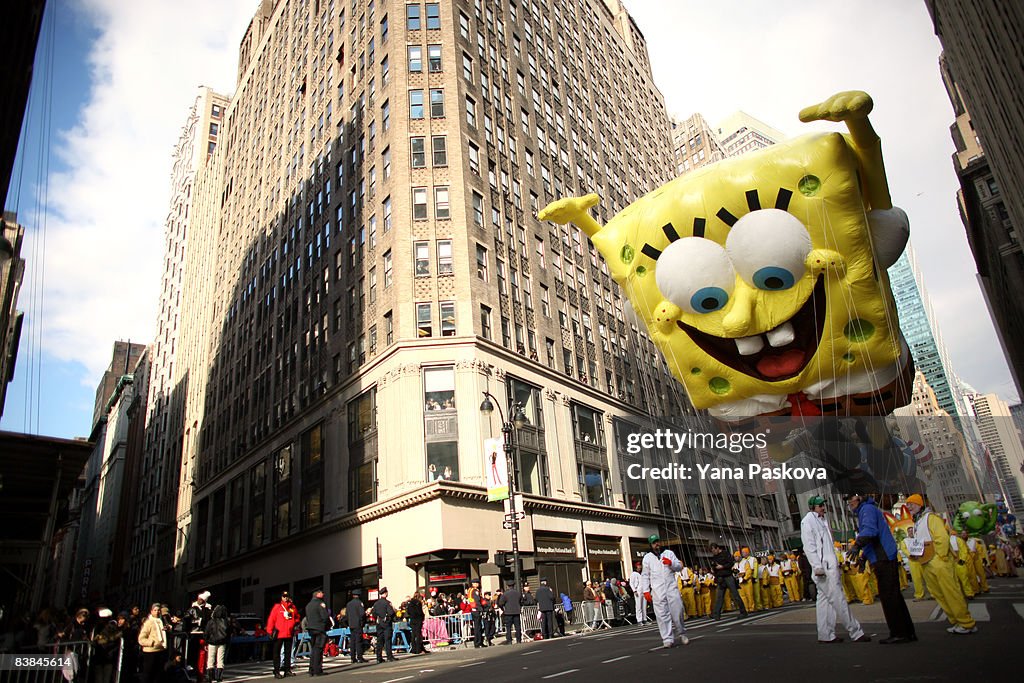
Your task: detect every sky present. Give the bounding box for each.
[1,0,1017,440]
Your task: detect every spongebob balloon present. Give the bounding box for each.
[540,91,913,420]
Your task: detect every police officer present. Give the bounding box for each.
[372,588,397,662]
[304,589,331,676]
[535,578,556,639]
[345,590,368,664]
[467,579,485,648]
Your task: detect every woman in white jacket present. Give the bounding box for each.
[800,496,871,644]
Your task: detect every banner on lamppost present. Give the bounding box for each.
[485,437,509,501]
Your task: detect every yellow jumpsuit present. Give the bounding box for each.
[767,562,784,608]
[969,538,989,592]
[949,536,976,598]
[752,562,764,611]
[911,512,976,630]
[839,552,857,603]
[849,562,874,605]
[901,538,928,599]
[677,566,697,618]
[700,573,714,615]
[759,563,771,609]
[738,556,756,613]
[865,560,879,599]
[993,547,1010,576]
[781,558,801,602]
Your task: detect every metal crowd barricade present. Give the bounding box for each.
[4,640,94,683]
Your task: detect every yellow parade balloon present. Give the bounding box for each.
[540,91,913,420]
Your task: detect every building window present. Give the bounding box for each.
[383,250,393,287]
[427,442,458,481]
[406,4,421,29]
[468,142,480,174]
[465,96,476,126]
[472,192,483,226]
[272,444,292,540]
[432,135,447,166]
[349,459,376,511]
[462,52,473,81]
[409,89,424,118]
[572,403,603,445]
[424,366,455,409]
[440,301,456,336]
[425,3,440,29]
[407,45,422,72]
[434,186,450,219]
[480,304,492,339]
[412,187,428,219]
[429,88,445,117]
[415,241,430,276]
[385,310,394,344]
[579,466,607,505]
[428,44,442,72]
[437,239,453,275]
[476,244,488,280]
[249,461,266,548]
[300,424,323,530]
[417,302,433,337]
[411,136,426,167]
[383,195,392,231]
[348,388,376,439]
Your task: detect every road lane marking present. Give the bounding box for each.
[381,678,414,683]
[521,650,540,656]
[602,655,631,663]
[459,661,485,668]
[542,670,579,679]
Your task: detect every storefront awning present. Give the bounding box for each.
[405,548,489,567]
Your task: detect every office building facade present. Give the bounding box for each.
[162,0,780,611]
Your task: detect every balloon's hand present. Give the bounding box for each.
[799,91,873,124]
[643,592,652,602]
[538,194,601,234]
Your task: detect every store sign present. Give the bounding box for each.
[587,546,621,557]
[534,534,578,559]
[428,565,469,583]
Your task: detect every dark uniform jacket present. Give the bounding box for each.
[345,599,365,630]
[498,589,522,615]
[305,597,331,632]
[535,585,555,611]
[371,598,396,625]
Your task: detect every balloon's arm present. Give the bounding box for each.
[799,91,892,211]
[537,193,603,237]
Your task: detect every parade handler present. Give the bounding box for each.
[801,495,870,644]
[641,534,689,648]
[903,494,978,635]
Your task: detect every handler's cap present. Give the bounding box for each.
[833,541,842,547]
[807,495,826,508]
[648,533,660,544]
[905,494,925,507]
[733,551,741,557]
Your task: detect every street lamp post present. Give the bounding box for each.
[480,391,528,591]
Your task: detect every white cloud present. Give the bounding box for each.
[25,0,253,383]
[626,0,1017,401]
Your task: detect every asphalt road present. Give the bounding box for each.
[226,577,1024,683]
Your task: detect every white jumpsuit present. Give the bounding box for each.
[629,569,648,623]
[641,548,687,647]
[800,511,865,642]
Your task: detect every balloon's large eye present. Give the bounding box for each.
[654,238,735,315]
[963,512,971,519]
[725,209,812,291]
[972,508,982,516]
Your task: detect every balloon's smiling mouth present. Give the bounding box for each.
[677,276,827,382]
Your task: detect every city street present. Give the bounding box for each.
[224,579,1023,683]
